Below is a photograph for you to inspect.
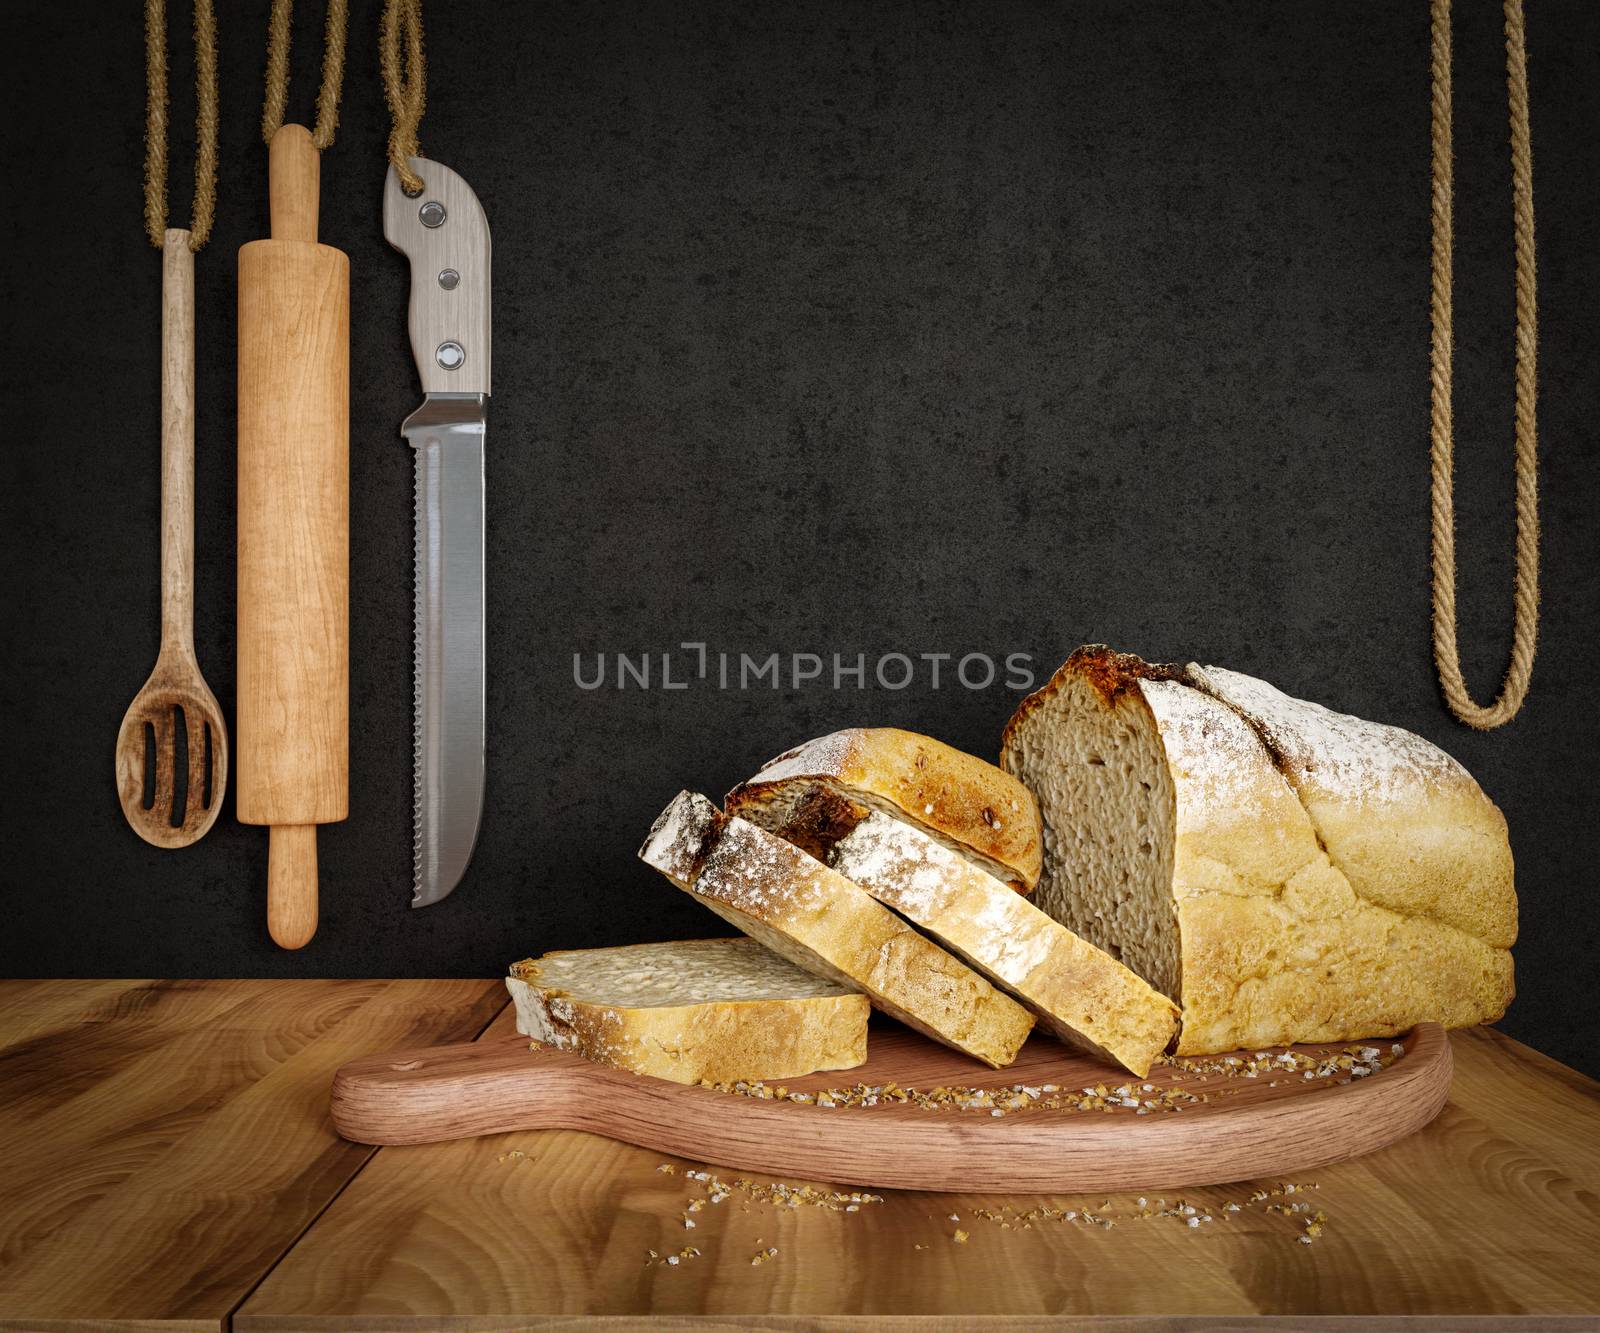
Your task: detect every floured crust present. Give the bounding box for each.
[726,728,1043,892]
[1001,645,1516,1055]
[1188,664,1517,948]
[831,812,1179,1076]
[1140,678,1513,1053]
[640,792,1035,1068]
[505,938,868,1086]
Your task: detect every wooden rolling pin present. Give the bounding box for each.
[237,125,350,949]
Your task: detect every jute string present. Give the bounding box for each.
[261,0,350,149]
[380,0,427,193]
[143,0,218,250]
[1429,0,1540,730]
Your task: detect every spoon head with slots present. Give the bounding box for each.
[115,653,229,848]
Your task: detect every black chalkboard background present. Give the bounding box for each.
[4,2,1596,1075]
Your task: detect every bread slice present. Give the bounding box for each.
[1000,645,1515,1055]
[726,728,1043,892]
[829,812,1179,1076]
[639,791,1035,1068]
[505,938,868,1086]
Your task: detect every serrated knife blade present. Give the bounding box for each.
[384,156,491,908]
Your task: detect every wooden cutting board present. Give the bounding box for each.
[331,1020,1451,1193]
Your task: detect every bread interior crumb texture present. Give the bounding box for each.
[1003,670,1181,1000]
[513,937,852,1007]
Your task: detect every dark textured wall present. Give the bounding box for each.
[4,2,1596,1074]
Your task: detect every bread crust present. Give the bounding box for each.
[640,792,1035,1068]
[506,939,869,1086]
[831,812,1179,1076]
[727,728,1043,892]
[1001,646,1516,1054]
[1188,664,1517,949]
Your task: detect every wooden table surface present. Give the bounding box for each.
[2,980,1597,1329]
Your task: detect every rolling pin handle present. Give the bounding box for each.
[269,124,321,244]
[267,824,319,949]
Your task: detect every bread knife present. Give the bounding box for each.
[383,157,491,908]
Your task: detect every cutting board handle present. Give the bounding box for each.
[269,124,319,244]
[332,1034,577,1145]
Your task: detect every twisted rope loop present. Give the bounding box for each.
[380,0,427,194]
[1429,0,1540,730]
[261,0,350,150]
[143,0,219,250]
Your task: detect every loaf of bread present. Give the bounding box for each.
[506,938,869,1086]
[1000,646,1515,1055]
[726,728,1043,892]
[830,812,1179,1076]
[639,791,1036,1068]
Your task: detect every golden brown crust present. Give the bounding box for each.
[1001,646,1517,1055]
[640,791,1035,1069]
[831,813,1179,1076]
[1138,677,1514,1053]
[999,645,1188,755]
[728,727,1043,892]
[1187,663,1518,950]
[506,938,870,1086]
[505,982,868,1087]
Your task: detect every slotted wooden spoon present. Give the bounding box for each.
[116,230,229,847]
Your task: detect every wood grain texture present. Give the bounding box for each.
[268,126,319,244]
[3,984,1596,1325]
[220,1322,1600,1333]
[0,979,504,1330]
[236,125,350,948]
[239,1006,1600,1321]
[115,229,228,850]
[243,1009,1600,1323]
[267,823,319,950]
[330,1020,1451,1193]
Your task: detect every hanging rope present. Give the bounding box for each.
[261,0,350,150]
[1428,0,1540,730]
[143,0,219,250]
[380,0,427,194]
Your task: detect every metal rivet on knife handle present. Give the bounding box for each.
[419,200,446,227]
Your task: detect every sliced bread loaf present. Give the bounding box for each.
[506,938,869,1086]
[829,812,1179,1076]
[1000,645,1515,1055]
[726,728,1043,892]
[1188,664,1517,949]
[639,791,1035,1068]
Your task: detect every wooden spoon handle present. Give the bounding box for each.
[160,229,195,657]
